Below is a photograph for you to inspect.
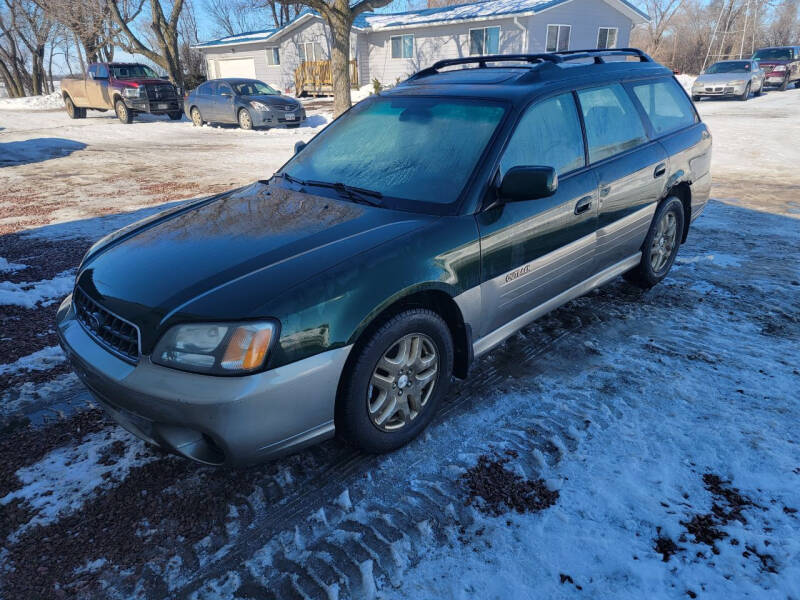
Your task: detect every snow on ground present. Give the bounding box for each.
[0,90,63,111]
[1,81,800,600]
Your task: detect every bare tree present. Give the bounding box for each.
[0,0,56,96]
[107,0,186,86]
[205,0,273,36]
[297,0,393,116]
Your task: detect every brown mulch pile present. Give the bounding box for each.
[0,233,89,283]
[0,303,61,364]
[461,449,559,516]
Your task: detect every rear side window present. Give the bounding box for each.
[631,78,697,136]
[197,82,212,95]
[500,93,585,176]
[577,84,647,163]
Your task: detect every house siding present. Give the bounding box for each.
[527,0,633,52]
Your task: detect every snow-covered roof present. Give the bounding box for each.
[194,0,649,49]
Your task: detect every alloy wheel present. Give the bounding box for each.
[650,210,678,273]
[367,333,439,432]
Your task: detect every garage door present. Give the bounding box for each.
[217,58,257,79]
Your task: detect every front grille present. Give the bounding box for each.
[281,105,298,112]
[74,287,140,363]
[145,84,177,101]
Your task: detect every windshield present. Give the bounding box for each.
[705,61,751,73]
[753,48,792,61]
[110,64,159,79]
[282,96,506,210]
[233,80,278,96]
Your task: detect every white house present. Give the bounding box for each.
[193,0,649,94]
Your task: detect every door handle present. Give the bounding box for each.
[654,163,667,178]
[574,195,593,215]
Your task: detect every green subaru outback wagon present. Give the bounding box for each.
[57,49,712,466]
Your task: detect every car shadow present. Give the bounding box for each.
[0,138,87,167]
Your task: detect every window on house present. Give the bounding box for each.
[266,47,280,66]
[469,26,500,55]
[391,34,414,59]
[546,24,570,52]
[300,42,323,62]
[597,27,618,49]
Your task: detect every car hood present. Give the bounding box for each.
[695,73,750,85]
[243,94,301,109]
[77,182,434,349]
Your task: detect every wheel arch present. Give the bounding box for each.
[335,286,472,417]
[665,181,692,242]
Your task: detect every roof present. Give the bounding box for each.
[194,0,649,49]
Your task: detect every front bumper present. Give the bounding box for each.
[56,294,351,466]
[764,75,788,86]
[251,106,307,127]
[126,97,181,114]
[692,83,747,97]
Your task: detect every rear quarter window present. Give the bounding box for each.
[631,78,697,136]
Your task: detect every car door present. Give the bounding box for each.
[475,92,598,338]
[88,63,111,108]
[576,83,669,272]
[194,81,214,119]
[215,82,237,122]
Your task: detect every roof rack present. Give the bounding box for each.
[406,48,654,81]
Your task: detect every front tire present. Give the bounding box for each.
[779,76,789,91]
[739,83,750,101]
[691,95,701,102]
[168,110,183,121]
[337,309,453,454]
[64,96,85,119]
[238,108,253,130]
[624,196,685,289]
[115,99,133,124]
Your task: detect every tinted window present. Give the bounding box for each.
[196,82,212,96]
[706,61,750,73]
[88,64,97,78]
[233,80,278,95]
[632,78,697,136]
[752,48,792,61]
[500,93,585,177]
[577,84,647,163]
[216,83,232,96]
[283,97,506,209]
[95,64,109,78]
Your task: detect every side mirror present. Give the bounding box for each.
[498,166,558,202]
[294,140,307,154]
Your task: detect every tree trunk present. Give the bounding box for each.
[325,1,353,118]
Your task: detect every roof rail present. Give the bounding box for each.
[406,48,654,81]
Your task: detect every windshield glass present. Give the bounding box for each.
[706,61,751,73]
[753,48,792,61]
[233,80,278,96]
[282,96,506,210]
[110,64,159,79]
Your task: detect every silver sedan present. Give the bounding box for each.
[691,59,765,101]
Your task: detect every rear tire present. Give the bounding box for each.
[115,99,133,124]
[623,196,685,289]
[337,309,453,454]
[64,96,85,119]
[168,110,183,121]
[779,76,789,91]
[238,108,253,130]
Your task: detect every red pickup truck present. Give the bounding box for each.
[61,62,182,123]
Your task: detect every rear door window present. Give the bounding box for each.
[500,92,585,176]
[577,84,647,163]
[631,78,697,136]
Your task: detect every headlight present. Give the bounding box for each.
[250,101,270,112]
[773,65,787,72]
[152,321,278,375]
[123,87,143,98]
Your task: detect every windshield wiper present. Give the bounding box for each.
[302,180,383,207]
[276,172,305,185]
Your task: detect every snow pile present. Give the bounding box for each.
[0,257,27,272]
[0,346,65,377]
[676,73,697,93]
[0,91,63,111]
[0,270,74,308]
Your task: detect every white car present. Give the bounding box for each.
[692,59,765,101]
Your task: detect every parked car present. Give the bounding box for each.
[57,49,712,466]
[752,46,800,91]
[691,59,765,101]
[184,78,306,130]
[61,62,182,123]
